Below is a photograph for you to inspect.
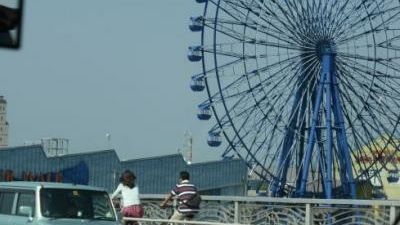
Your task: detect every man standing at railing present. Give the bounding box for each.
[160,171,200,222]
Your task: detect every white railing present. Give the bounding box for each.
[121,194,400,225]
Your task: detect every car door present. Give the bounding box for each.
[0,190,17,225]
[8,191,35,225]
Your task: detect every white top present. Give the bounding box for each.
[111,183,141,206]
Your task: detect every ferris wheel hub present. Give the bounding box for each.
[315,42,337,59]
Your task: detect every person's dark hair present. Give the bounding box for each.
[120,170,136,189]
[179,171,190,180]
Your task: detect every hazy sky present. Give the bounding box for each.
[0,0,222,162]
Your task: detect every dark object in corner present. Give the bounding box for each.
[0,1,23,49]
[0,5,19,32]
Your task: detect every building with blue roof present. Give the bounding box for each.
[0,145,248,195]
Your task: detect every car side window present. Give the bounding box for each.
[16,192,35,217]
[0,191,15,215]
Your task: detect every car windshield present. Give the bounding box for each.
[40,188,116,221]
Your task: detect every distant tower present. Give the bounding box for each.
[178,131,193,165]
[0,96,9,147]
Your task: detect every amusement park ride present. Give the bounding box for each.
[188,0,400,199]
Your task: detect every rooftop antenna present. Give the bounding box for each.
[106,133,111,149]
[178,131,193,165]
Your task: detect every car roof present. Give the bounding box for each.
[0,181,106,192]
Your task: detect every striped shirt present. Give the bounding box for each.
[171,180,199,214]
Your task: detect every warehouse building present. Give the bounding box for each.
[0,144,248,195]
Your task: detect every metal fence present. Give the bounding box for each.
[122,194,400,225]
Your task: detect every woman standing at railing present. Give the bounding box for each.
[111,170,144,225]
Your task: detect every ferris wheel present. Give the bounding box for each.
[188,0,400,199]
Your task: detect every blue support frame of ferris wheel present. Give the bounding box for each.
[271,61,309,197]
[295,46,356,199]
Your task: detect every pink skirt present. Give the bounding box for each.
[122,204,144,218]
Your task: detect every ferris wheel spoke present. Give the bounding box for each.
[327,1,364,39]
[235,9,303,46]
[204,46,248,59]
[339,95,378,159]
[259,69,317,179]
[255,67,301,95]
[291,0,335,43]
[337,52,377,63]
[356,110,397,142]
[320,1,341,38]
[213,114,234,133]
[336,68,378,108]
[335,63,399,167]
[336,64,375,100]
[233,111,272,155]
[292,0,337,40]
[205,43,297,60]
[209,21,255,42]
[376,36,400,48]
[223,0,256,12]
[342,0,387,26]
[340,21,400,45]
[254,123,284,166]
[340,54,400,81]
[367,100,400,127]
[272,1,312,39]
[241,78,306,147]
[208,57,303,105]
[228,100,284,154]
[345,113,381,174]
[205,87,244,107]
[280,1,305,32]
[222,93,281,136]
[207,18,295,47]
[336,20,374,43]
[214,87,250,105]
[336,56,390,81]
[371,8,400,30]
[251,25,302,47]
[344,96,377,163]
[218,89,267,121]
[336,23,376,42]
[207,18,304,51]
[255,2,309,43]
[335,61,380,90]
[212,98,265,151]
[220,118,280,179]
[338,73,399,137]
[352,138,374,175]
[338,53,400,72]
[215,0,298,43]
[337,2,400,43]
[213,57,302,97]
[245,39,303,51]
[250,54,303,76]
[203,58,243,77]
[210,62,297,103]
